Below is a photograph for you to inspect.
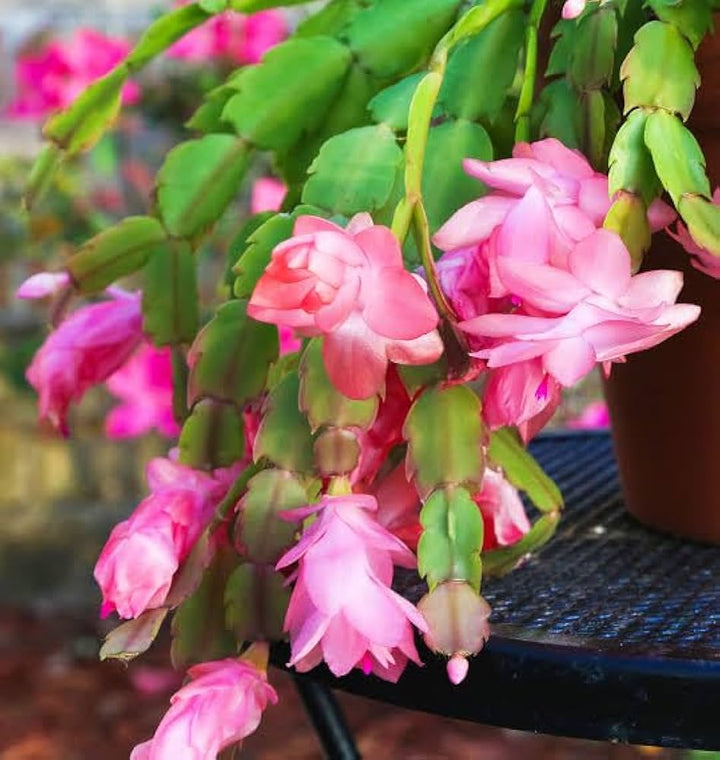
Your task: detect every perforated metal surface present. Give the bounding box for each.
[397,431,720,658]
[486,431,720,657]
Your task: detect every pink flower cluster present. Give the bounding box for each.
[248,214,443,399]
[95,456,240,619]
[434,139,700,438]
[168,3,286,65]
[131,658,277,760]
[277,495,427,683]
[6,28,139,120]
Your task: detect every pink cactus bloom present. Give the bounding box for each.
[475,468,531,550]
[667,188,720,279]
[562,0,588,19]
[25,290,143,435]
[482,360,562,441]
[464,229,701,387]
[277,494,427,682]
[94,457,239,619]
[7,28,139,120]
[567,400,611,429]
[251,177,287,214]
[105,343,179,439]
[248,214,443,399]
[130,658,277,760]
[168,5,286,65]
[434,138,673,273]
[279,326,301,354]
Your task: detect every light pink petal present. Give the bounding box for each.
[517,138,594,180]
[495,186,555,265]
[353,223,403,268]
[322,316,388,399]
[314,276,361,333]
[385,330,444,366]
[293,215,345,237]
[463,157,540,195]
[568,228,632,299]
[363,268,438,340]
[617,269,683,310]
[578,176,611,226]
[543,336,596,386]
[647,198,677,231]
[16,271,70,299]
[495,257,590,314]
[346,212,375,236]
[432,196,514,251]
[562,0,587,19]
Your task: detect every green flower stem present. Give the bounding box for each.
[395,0,527,325]
[515,0,548,143]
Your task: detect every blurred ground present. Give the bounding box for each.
[0,609,685,760]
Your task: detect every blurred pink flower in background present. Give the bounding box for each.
[251,177,287,214]
[277,494,427,683]
[567,400,611,429]
[6,28,139,120]
[105,343,179,439]
[22,286,144,436]
[131,658,277,759]
[168,4,287,65]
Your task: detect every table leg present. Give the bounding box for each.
[292,675,361,760]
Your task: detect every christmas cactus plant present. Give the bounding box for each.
[18,0,720,755]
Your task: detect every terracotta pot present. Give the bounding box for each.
[604,22,720,543]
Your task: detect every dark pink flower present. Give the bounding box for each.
[475,469,530,550]
[130,658,277,759]
[168,6,286,65]
[249,214,443,399]
[25,289,143,435]
[105,343,179,439]
[7,28,139,120]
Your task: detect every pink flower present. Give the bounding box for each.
[248,214,443,399]
[482,361,562,441]
[475,469,530,550]
[668,188,720,279]
[276,494,427,682]
[251,177,287,214]
[25,290,143,435]
[279,326,301,355]
[464,229,700,387]
[567,400,610,429]
[168,6,286,65]
[562,0,588,19]
[130,658,277,760]
[94,457,239,619]
[105,343,179,439]
[7,28,139,120]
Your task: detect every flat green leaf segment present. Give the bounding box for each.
[621,21,699,120]
[225,564,290,641]
[487,428,563,513]
[67,216,166,294]
[404,385,484,499]
[254,373,315,473]
[189,300,279,409]
[142,241,199,345]
[179,400,245,470]
[418,486,484,591]
[236,469,308,564]
[156,135,251,238]
[608,109,661,204]
[302,125,404,215]
[222,37,352,150]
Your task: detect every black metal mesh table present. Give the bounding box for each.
[276,431,720,756]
